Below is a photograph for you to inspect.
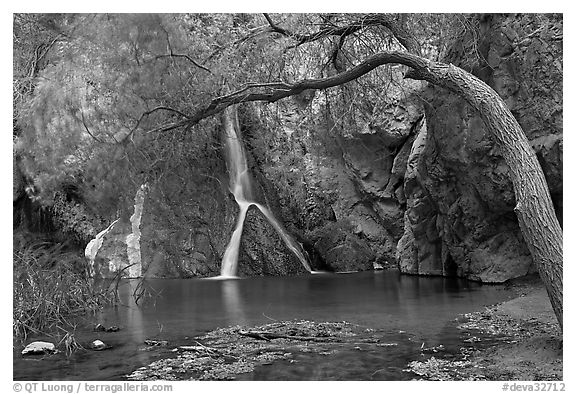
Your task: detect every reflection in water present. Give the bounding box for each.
[102,280,148,367]
[126,280,145,339]
[221,280,246,325]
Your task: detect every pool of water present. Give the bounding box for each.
[14,270,514,380]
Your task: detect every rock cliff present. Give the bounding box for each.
[396,14,562,282]
[241,78,425,273]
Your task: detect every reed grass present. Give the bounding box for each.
[13,241,113,340]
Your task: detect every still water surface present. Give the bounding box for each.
[14,270,513,380]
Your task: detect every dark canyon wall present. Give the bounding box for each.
[396,14,562,282]
[242,82,424,273]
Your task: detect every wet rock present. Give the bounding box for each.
[242,90,424,271]
[145,339,168,347]
[22,341,56,356]
[94,324,120,332]
[90,339,110,351]
[312,222,376,272]
[238,205,310,276]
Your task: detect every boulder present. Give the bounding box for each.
[94,323,120,332]
[237,205,310,276]
[312,222,376,272]
[90,339,109,351]
[22,341,56,355]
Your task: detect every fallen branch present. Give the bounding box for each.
[237,329,342,342]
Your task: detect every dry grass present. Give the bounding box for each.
[13,241,114,341]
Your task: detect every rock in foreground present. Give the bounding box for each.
[22,341,56,356]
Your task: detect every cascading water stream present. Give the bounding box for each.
[219,107,311,278]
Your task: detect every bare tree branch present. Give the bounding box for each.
[156,22,213,74]
[144,51,429,135]
[262,13,422,55]
[154,53,212,73]
[127,106,191,140]
[28,34,63,78]
[142,14,424,135]
[80,111,105,143]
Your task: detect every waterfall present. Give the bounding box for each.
[219,107,311,278]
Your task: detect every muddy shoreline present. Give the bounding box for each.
[457,275,562,380]
[407,274,562,380]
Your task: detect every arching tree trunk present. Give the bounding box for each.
[408,63,563,329]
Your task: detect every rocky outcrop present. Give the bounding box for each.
[92,185,147,278]
[397,14,562,282]
[85,219,119,277]
[139,172,238,278]
[93,173,238,279]
[397,120,445,276]
[237,205,310,276]
[243,85,425,272]
[237,14,561,282]
[310,221,376,272]
[126,184,146,278]
[93,219,130,278]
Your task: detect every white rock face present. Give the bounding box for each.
[85,219,120,277]
[126,184,147,278]
[22,341,55,355]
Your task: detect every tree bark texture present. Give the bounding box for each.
[410,63,563,329]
